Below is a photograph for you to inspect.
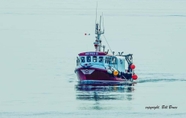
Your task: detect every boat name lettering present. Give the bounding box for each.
[85,52,98,56]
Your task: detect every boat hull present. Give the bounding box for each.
[75,67,128,82]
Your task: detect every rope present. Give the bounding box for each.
[103,34,113,53]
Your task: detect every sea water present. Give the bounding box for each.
[0,0,186,118]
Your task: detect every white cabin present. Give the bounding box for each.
[76,52,127,73]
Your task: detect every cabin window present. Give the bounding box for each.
[111,57,117,64]
[105,57,108,63]
[87,56,91,62]
[81,57,85,63]
[76,57,80,66]
[93,56,97,62]
[99,57,103,63]
[105,57,111,64]
[105,57,110,63]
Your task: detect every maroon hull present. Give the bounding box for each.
[75,68,125,81]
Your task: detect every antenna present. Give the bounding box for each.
[94,3,109,52]
[95,2,98,24]
[100,15,101,31]
[102,13,105,33]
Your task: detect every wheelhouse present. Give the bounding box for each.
[76,51,126,72]
[76,52,106,66]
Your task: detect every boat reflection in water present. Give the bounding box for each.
[75,80,136,101]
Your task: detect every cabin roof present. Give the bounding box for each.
[78,51,107,56]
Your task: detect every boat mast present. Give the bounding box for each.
[94,15,104,52]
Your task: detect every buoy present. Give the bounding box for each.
[132,74,138,80]
[130,64,135,69]
[113,70,119,76]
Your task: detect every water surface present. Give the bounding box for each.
[0,0,186,117]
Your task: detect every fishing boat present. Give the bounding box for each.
[74,15,138,85]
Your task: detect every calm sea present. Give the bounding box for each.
[0,0,186,118]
